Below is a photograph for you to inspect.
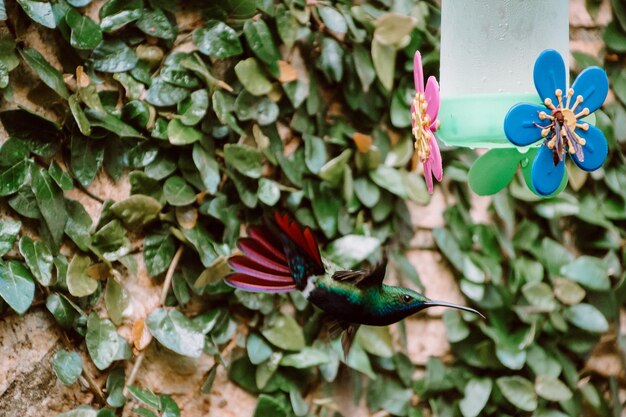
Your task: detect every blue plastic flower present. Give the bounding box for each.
[504,49,609,196]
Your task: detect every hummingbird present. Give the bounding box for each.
[226,212,484,356]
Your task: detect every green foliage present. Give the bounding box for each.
[0,0,624,416]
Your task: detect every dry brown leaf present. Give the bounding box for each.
[86,263,110,280]
[278,60,297,83]
[353,132,373,153]
[176,206,198,229]
[76,66,90,88]
[133,318,153,351]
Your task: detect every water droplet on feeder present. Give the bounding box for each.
[521,157,529,167]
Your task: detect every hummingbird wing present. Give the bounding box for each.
[325,317,360,360]
[226,211,325,292]
[332,256,388,288]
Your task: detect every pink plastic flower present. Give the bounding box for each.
[411,51,442,194]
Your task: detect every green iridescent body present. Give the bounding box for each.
[308,274,430,326]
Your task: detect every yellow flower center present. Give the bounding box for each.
[538,88,590,155]
[411,92,434,163]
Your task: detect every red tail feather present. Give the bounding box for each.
[226,211,324,293]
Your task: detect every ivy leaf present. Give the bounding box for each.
[253,394,287,417]
[0,160,31,197]
[19,48,69,99]
[111,194,162,230]
[303,134,327,174]
[146,79,190,107]
[235,58,273,96]
[318,6,347,34]
[224,144,263,179]
[105,277,131,326]
[67,254,98,297]
[31,166,68,249]
[247,333,273,365]
[71,133,104,187]
[243,19,280,76]
[92,40,138,73]
[99,0,143,32]
[0,218,21,256]
[143,229,176,277]
[66,8,103,50]
[281,346,330,368]
[167,119,202,145]
[17,0,56,28]
[535,376,573,402]
[193,20,242,59]
[127,385,161,410]
[84,109,143,138]
[52,349,83,385]
[136,8,176,40]
[65,199,93,251]
[261,312,305,351]
[560,256,610,291]
[146,308,205,357]
[371,39,395,91]
[164,176,197,206]
[258,178,280,206]
[86,313,123,370]
[18,236,53,286]
[0,261,35,314]
[318,37,343,82]
[496,376,538,412]
[459,378,492,417]
[563,303,609,333]
[106,368,126,408]
[46,293,79,329]
[192,144,220,195]
[178,90,209,126]
[326,235,381,268]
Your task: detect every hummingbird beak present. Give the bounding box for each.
[422,300,486,319]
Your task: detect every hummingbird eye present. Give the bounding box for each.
[401,294,412,304]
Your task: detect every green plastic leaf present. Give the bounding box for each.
[560,256,610,291]
[146,308,205,357]
[86,313,122,370]
[66,9,103,50]
[17,0,56,28]
[19,48,68,99]
[563,303,609,333]
[0,261,35,314]
[459,378,492,417]
[261,312,305,351]
[0,218,21,256]
[235,58,273,96]
[52,349,83,385]
[535,376,572,402]
[19,236,53,286]
[164,176,197,206]
[67,254,98,297]
[468,148,523,195]
[496,376,538,412]
[193,20,242,59]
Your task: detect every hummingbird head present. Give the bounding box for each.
[381,286,485,323]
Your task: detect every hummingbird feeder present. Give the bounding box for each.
[420,0,609,197]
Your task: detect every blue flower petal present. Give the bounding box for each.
[532,144,566,196]
[533,50,566,106]
[504,103,550,146]
[570,124,607,172]
[571,67,609,114]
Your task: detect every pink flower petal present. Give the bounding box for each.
[425,76,440,124]
[428,132,443,181]
[413,51,425,94]
[423,159,434,193]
